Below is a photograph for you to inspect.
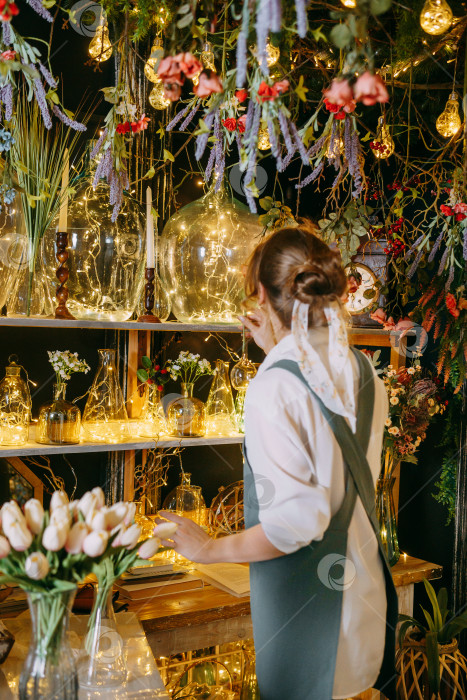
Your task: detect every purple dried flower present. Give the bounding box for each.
[205,144,217,184]
[332,165,346,189]
[214,150,225,192]
[235,131,243,160]
[278,111,294,155]
[90,129,106,159]
[39,63,57,89]
[267,118,283,171]
[1,84,13,121]
[270,0,282,33]
[32,77,52,129]
[407,249,423,279]
[2,22,11,45]
[166,104,190,132]
[437,246,449,275]
[245,188,257,213]
[295,0,307,38]
[52,105,86,132]
[255,0,270,75]
[195,110,215,160]
[236,32,248,89]
[349,129,363,197]
[427,230,444,262]
[307,134,326,159]
[296,161,324,189]
[445,264,454,290]
[179,104,199,131]
[245,100,254,135]
[26,0,53,22]
[281,148,296,171]
[93,148,112,187]
[463,228,467,261]
[404,234,425,261]
[289,121,309,165]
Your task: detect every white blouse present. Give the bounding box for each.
[244,329,388,699]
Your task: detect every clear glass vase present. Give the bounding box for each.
[82,349,130,443]
[0,201,27,312]
[78,583,126,689]
[231,351,257,434]
[7,234,54,317]
[160,185,262,323]
[19,587,78,700]
[176,472,204,525]
[376,476,400,566]
[137,383,166,437]
[0,356,31,446]
[36,384,81,445]
[206,360,236,436]
[167,382,206,438]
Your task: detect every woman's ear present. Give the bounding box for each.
[258,282,267,307]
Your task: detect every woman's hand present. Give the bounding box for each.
[239,309,276,354]
[156,512,215,564]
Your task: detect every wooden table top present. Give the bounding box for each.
[135,555,442,636]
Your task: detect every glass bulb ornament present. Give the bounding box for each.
[420,0,452,35]
[372,116,395,159]
[266,42,280,67]
[436,92,462,137]
[340,0,356,6]
[258,126,271,151]
[82,349,130,443]
[0,356,31,446]
[205,360,237,436]
[144,37,164,82]
[160,185,262,323]
[88,23,113,63]
[148,80,171,110]
[200,42,216,71]
[137,383,167,438]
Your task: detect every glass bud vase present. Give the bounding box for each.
[205,360,236,436]
[36,384,81,445]
[167,382,206,438]
[82,349,130,443]
[376,476,400,566]
[137,383,166,437]
[176,472,204,525]
[231,353,257,434]
[19,587,78,700]
[79,583,126,689]
[0,356,31,446]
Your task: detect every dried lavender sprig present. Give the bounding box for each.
[327,119,337,162]
[278,111,294,155]
[332,165,346,190]
[236,0,250,88]
[437,246,449,276]
[307,134,326,159]
[244,100,254,136]
[255,0,270,75]
[205,144,217,184]
[166,103,191,132]
[92,147,112,187]
[296,161,324,189]
[235,131,243,161]
[267,118,283,171]
[289,121,309,166]
[195,110,216,160]
[463,228,467,261]
[350,129,363,196]
[179,103,199,131]
[445,264,454,290]
[39,62,57,89]
[245,188,257,213]
[404,234,425,261]
[90,129,106,159]
[427,230,444,263]
[281,148,296,171]
[214,149,225,193]
[407,249,424,280]
[295,0,307,38]
[270,0,282,33]
[244,103,261,167]
[2,22,11,45]
[52,105,86,132]
[1,84,13,121]
[32,76,52,129]
[26,0,53,22]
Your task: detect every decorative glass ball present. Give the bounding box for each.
[436,92,462,138]
[420,0,452,35]
[148,81,171,110]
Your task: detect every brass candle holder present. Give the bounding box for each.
[54,231,75,320]
[138,267,161,323]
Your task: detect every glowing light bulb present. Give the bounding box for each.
[372,116,395,159]
[88,23,113,63]
[144,37,164,83]
[258,127,271,150]
[148,80,171,110]
[420,0,452,35]
[436,92,462,137]
[340,0,356,6]
[200,41,216,71]
[266,42,280,67]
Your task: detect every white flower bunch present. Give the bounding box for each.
[166,351,212,385]
[47,350,90,388]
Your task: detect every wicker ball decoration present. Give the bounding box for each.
[209,481,244,536]
[396,636,467,700]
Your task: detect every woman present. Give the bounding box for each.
[159,225,398,700]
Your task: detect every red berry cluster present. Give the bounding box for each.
[365,181,382,201]
[383,218,406,258]
[369,140,390,155]
[387,175,420,192]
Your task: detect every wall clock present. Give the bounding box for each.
[345,238,388,327]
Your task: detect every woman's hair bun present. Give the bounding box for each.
[289,263,334,302]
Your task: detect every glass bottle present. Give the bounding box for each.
[134,500,156,541]
[162,472,206,526]
[19,587,78,700]
[137,382,167,437]
[167,383,206,438]
[0,356,31,446]
[231,350,257,433]
[0,200,32,314]
[160,185,262,323]
[376,476,400,566]
[36,384,81,445]
[82,349,130,443]
[7,232,55,318]
[205,360,236,436]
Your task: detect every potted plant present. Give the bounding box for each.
[397,579,467,700]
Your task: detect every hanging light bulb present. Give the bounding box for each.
[258,126,271,151]
[372,116,395,159]
[200,41,216,71]
[340,0,356,7]
[436,92,462,137]
[266,42,280,67]
[144,37,164,83]
[148,79,171,110]
[88,22,113,63]
[420,0,452,35]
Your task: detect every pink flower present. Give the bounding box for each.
[1,50,15,60]
[323,79,354,107]
[370,307,387,325]
[0,535,10,558]
[177,52,203,79]
[193,72,223,98]
[394,317,415,332]
[138,537,161,559]
[274,79,289,95]
[454,202,467,213]
[157,56,185,85]
[66,522,89,554]
[383,316,396,330]
[164,84,182,102]
[131,114,150,133]
[7,520,33,551]
[83,530,109,557]
[237,114,247,133]
[353,72,389,106]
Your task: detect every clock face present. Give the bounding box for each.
[345,263,378,315]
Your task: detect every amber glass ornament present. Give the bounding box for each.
[420,0,452,35]
[436,92,462,138]
[0,356,31,446]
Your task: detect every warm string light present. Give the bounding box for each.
[436,91,462,137]
[372,116,395,159]
[340,0,356,7]
[266,42,280,67]
[200,41,216,71]
[88,22,113,63]
[258,125,271,150]
[144,37,164,83]
[148,79,171,110]
[420,0,453,35]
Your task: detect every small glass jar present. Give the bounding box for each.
[36,384,81,445]
[167,382,206,438]
[0,357,31,446]
[82,349,130,443]
[137,383,166,438]
[176,472,204,525]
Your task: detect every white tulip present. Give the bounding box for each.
[2,502,27,533]
[106,503,128,529]
[25,552,49,580]
[66,522,89,554]
[7,520,33,551]
[78,492,98,519]
[90,508,110,531]
[24,500,44,535]
[119,523,141,549]
[82,530,108,557]
[42,524,67,552]
[69,500,80,518]
[50,505,71,529]
[153,522,178,539]
[138,537,161,560]
[2,500,22,519]
[124,502,136,526]
[0,535,11,558]
[91,487,105,509]
[50,490,69,511]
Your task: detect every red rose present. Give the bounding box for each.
[347,274,361,294]
[446,293,460,318]
[157,385,163,392]
[116,122,131,134]
[455,213,466,222]
[146,378,153,385]
[257,81,278,102]
[1,50,15,60]
[154,365,160,371]
[222,117,237,132]
[440,204,453,216]
[237,114,247,133]
[334,110,346,120]
[235,89,248,102]
[454,202,467,214]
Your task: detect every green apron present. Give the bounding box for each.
[244,348,398,700]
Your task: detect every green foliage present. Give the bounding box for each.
[259,197,297,232]
[432,395,463,524]
[318,203,373,267]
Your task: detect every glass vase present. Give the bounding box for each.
[167,382,206,438]
[82,349,130,443]
[231,350,257,434]
[7,234,54,317]
[0,201,27,313]
[42,178,145,322]
[137,383,166,437]
[19,587,78,700]
[205,360,237,436]
[176,472,204,525]
[0,356,31,446]
[36,384,81,445]
[78,583,126,689]
[160,185,262,323]
[376,476,400,566]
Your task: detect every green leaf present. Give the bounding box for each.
[177,13,193,28]
[194,118,210,136]
[163,149,175,162]
[425,630,440,695]
[142,166,155,179]
[311,25,327,43]
[137,369,149,383]
[330,23,353,49]
[361,131,372,142]
[259,197,274,212]
[437,588,448,626]
[370,0,392,15]
[295,75,309,103]
[421,605,436,633]
[423,579,442,632]
[363,288,377,300]
[141,355,152,369]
